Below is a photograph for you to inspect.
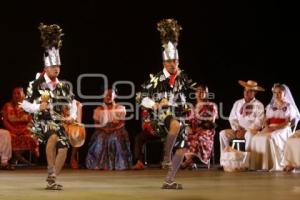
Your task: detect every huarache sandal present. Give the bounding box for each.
[45,183,63,190]
[161,182,183,190]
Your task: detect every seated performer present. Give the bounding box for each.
[181,85,218,169]
[0,128,13,170]
[132,108,161,170]
[219,80,265,162]
[250,83,300,171]
[85,89,132,170]
[282,130,300,172]
[2,87,39,165]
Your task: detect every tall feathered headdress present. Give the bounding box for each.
[157,19,182,61]
[38,23,64,67]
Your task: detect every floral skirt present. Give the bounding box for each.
[85,127,132,170]
[186,128,215,164]
[10,130,39,155]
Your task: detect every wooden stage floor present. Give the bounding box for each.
[1,168,300,200]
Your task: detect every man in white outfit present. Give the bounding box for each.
[219,80,265,160]
[0,129,12,169]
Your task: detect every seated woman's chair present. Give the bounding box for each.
[291,118,299,134]
[231,138,246,151]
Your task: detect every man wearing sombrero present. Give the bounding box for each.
[219,80,265,161]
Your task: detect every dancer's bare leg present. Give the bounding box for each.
[162,148,185,189]
[55,148,67,175]
[162,119,180,168]
[45,134,67,190]
[165,148,185,182]
[46,134,58,179]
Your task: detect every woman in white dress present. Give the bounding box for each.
[282,130,300,172]
[250,83,300,171]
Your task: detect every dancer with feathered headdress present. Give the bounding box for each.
[136,19,196,189]
[21,23,77,190]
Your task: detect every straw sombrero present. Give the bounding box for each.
[238,80,265,92]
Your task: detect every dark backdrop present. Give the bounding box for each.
[0,0,299,165]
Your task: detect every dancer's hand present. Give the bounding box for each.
[153,103,161,110]
[264,126,276,133]
[236,129,246,138]
[39,102,48,111]
[63,117,75,124]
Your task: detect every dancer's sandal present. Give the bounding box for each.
[45,182,63,190]
[46,175,56,183]
[161,181,183,190]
